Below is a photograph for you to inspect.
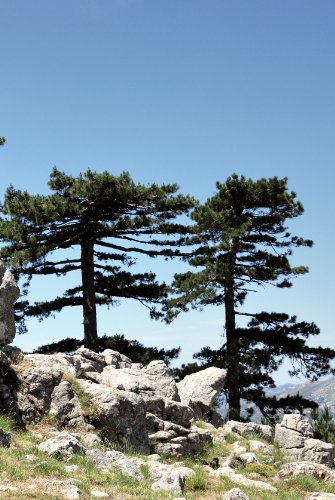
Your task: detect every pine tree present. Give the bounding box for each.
[165,174,335,421]
[0,168,196,346]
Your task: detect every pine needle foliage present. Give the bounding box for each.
[0,168,196,346]
[165,174,335,422]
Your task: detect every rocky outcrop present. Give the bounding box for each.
[0,261,19,345]
[275,413,335,466]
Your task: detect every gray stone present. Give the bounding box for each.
[249,440,273,454]
[239,453,259,465]
[60,485,82,499]
[149,462,195,494]
[299,438,335,466]
[0,427,12,448]
[102,349,131,368]
[223,488,250,500]
[209,465,277,491]
[91,491,109,498]
[81,433,102,447]
[224,421,273,441]
[37,432,85,460]
[0,261,20,345]
[280,413,313,437]
[86,448,143,478]
[77,380,149,451]
[275,414,335,465]
[99,361,179,401]
[274,425,305,453]
[177,366,227,406]
[275,461,335,483]
[50,381,91,431]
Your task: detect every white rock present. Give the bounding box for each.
[60,485,82,499]
[91,490,109,498]
[177,367,226,406]
[210,465,277,492]
[223,488,250,499]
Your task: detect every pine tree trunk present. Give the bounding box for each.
[224,238,241,421]
[81,239,97,347]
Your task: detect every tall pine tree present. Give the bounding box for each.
[165,174,335,421]
[0,168,196,346]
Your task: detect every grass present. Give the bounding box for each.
[0,417,333,499]
[62,373,98,417]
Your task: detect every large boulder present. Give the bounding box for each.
[99,360,179,401]
[0,262,20,345]
[77,379,149,451]
[177,367,226,406]
[49,381,92,431]
[275,414,335,465]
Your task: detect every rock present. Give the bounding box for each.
[0,485,18,492]
[102,349,132,368]
[239,453,259,465]
[60,485,82,499]
[188,399,224,427]
[177,367,227,406]
[280,413,313,436]
[0,261,20,345]
[99,361,179,401]
[275,414,335,464]
[209,465,277,491]
[307,494,335,499]
[0,427,12,448]
[50,381,91,431]
[162,400,193,428]
[77,380,149,451]
[299,438,335,466]
[91,491,109,498]
[224,421,273,441]
[37,432,85,460]
[65,465,80,473]
[274,425,305,457]
[86,448,144,479]
[275,461,335,483]
[16,366,62,423]
[151,422,212,456]
[249,440,273,454]
[149,462,195,494]
[81,434,102,447]
[232,442,247,453]
[223,488,250,500]
[75,347,104,367]
[22,353,80,377]
[143,360,180,400]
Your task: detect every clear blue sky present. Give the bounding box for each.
[1,0,334,384]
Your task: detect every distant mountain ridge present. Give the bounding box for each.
[272,375,335,414]
[219,376,335,420]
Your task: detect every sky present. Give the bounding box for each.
[0,0,334,385]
